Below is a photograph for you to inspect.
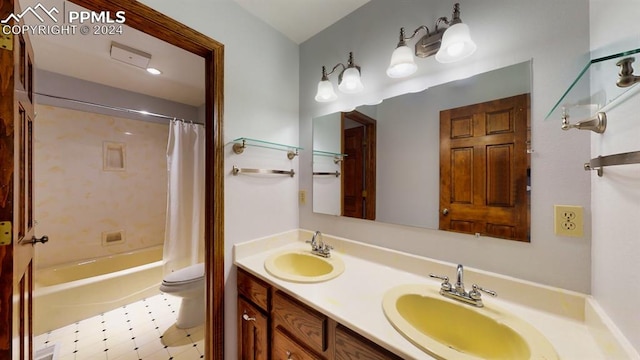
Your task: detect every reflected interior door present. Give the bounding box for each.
[0,1,37,357]
[342,126,365,218]
[439,94,530,242]
[341,111,376,220]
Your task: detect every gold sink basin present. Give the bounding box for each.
[264,250,345,283]
[382,284,558,360]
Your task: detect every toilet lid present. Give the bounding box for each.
[162,263,205,285]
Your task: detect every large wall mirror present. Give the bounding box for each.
[312,60,532,241]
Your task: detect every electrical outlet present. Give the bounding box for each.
[298,190,307,205]
[554,205,584,237]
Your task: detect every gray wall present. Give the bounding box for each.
[589,0,640,353]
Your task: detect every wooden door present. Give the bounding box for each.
[1,1,37,358]
[440,94,530,242]
[341,111,376,220]
[342,126,365,218]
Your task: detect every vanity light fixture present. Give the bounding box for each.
[315,52,364,102]
[387,3,477,78]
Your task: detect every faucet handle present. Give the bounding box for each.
[469,284,497,300]
[429,274,452,291]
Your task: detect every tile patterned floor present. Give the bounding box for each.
[34,293,205,360]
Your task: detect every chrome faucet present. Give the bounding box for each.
[429,264,497,307]
[455,264,465,295]
[305,231,333,258]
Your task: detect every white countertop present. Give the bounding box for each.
[233,229,634,360]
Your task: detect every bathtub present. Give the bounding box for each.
[34,246,164,335]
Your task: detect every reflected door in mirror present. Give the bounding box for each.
[342,111,376,220]
[343,126,365,218]
[439,94,530,242]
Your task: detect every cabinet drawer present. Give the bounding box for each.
[273,327,320,360]
[238,268,270,311]
[335,325,403,360]
[272,291,327,354]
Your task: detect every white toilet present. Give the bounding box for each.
[160,263,205,329]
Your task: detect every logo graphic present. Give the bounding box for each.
[0,4,59,24]
[1,2,125,36]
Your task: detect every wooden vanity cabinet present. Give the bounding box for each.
[238,269,271,360]
[237,268,403,360]
[238,297,269,360]
[335,325,403,360]
[272,290,329,358]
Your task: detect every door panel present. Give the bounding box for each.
[342,126,364,218]
[0,1,36,358]
[440,94,530,242]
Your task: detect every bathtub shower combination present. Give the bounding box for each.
[34,245,163,335]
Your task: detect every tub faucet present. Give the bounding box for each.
[305,231,333,258]
[429,264,497,307]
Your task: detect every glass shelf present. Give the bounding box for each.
[546,47,640,121]
[232,137,303,159]
[312,149,347,157]
[313,149,347,164]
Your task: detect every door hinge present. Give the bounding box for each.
[0,33,13,51]
[0,221,12,245]
[362,190,367,198]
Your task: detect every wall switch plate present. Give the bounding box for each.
[554,205,584,237]
[299,190,307,205]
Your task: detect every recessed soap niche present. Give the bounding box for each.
[103,141,126,171]
[102,230,125,246]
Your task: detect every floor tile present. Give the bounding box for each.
[34,294,205,360]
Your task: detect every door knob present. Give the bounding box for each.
[442,208,449,215]
[30,235,49,245]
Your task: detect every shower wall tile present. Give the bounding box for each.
[34,105,169,269]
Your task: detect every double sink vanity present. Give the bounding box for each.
[234,230,629,359]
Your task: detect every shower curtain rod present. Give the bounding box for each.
[35,92,199,124]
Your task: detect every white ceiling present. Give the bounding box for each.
[233,0,370,44]
[18,0,369,107]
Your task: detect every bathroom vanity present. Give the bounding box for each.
[234,230,634,359]
[237,268,402,359]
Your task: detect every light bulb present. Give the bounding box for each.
[338,67,364,94]
[435,23,476,63]
[446,42,465,57]
[315,80,337,102]
[387,45,417,78]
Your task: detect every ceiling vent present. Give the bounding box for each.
[110,42,151,69]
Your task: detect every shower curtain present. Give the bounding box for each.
[163,120,205,275]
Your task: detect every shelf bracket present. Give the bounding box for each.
[561,109,607,134]
[616,57,640,87]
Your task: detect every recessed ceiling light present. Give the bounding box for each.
[146,67,162,75]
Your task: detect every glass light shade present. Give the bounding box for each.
[338,67,364,94]
[435,23,477,63]
[387,45,418,78]
[315,80,338,102]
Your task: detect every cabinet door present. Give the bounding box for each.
[238,297,269,360]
